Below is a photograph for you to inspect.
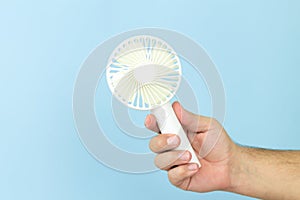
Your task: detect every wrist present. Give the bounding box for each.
[226,144,248,194]
[226,145,263,198]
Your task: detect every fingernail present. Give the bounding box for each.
[180,152,190,161]
[188,163,198,171]
[167,136,179,146]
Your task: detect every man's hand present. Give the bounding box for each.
[145,101,238,192]
[145,101,300,199]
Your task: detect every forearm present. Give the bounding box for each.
[228,145,300,200]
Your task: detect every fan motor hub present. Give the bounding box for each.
[133,64,157,84]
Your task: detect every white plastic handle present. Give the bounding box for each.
[151,102,201,167]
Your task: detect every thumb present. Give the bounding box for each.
[172,101,211,133]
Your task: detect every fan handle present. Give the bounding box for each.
[151,102,201,167]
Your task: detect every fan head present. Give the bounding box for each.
[106,35,181,110]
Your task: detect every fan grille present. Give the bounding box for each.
[106,35,181,110]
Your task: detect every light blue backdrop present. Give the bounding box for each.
[1,1,299,200]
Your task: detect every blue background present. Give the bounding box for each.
[1,0,299,199]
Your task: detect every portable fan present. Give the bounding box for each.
[106,35,201,167]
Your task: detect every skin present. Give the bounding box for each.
[145,101,300,200]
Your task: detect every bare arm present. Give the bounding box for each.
[229,147,300,199]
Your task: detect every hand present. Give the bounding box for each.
[145,101,238,192]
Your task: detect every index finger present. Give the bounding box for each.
[145,114,160,133]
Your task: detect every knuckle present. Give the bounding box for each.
[154,154,163,169]
[155,136,167,150]
[176,166,186,176]
[149,135,164,152]
[148,138,156,152]
[167,171,176,185]
[167,167,186,186]
[154,152,175,170]
[211,118,221,127]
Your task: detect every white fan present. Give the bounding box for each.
[106,35,201,167]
